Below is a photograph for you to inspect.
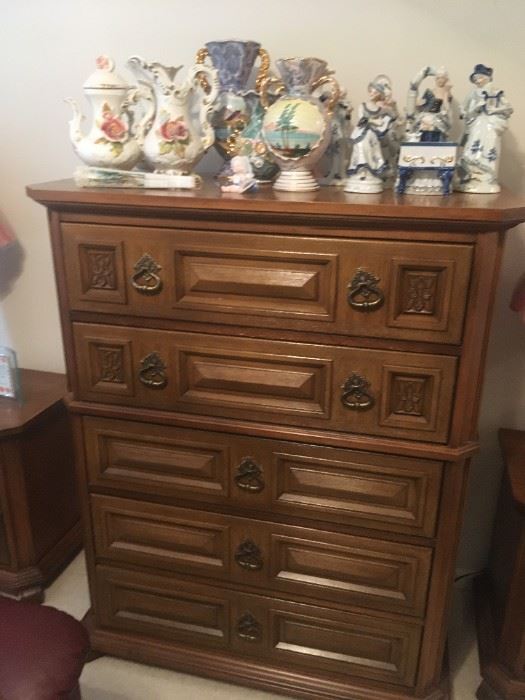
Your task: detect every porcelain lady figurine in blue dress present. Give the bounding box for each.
[344,76,396,193]
[456,64,513,193]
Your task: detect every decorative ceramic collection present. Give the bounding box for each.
[66,51,514,196]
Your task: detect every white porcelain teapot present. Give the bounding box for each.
[66,55,152,170]
[127,56,219,175]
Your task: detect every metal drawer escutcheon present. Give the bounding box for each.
[235,539,263,570]
[132,254,163,295]
[341,373,375,410]
[236,612,262,642]
[347,269,384,311]
[138,352,168,389]
[234,457,265,493]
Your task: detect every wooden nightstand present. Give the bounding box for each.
[0,369,82,601]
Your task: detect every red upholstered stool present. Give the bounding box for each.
[0,597,89,700]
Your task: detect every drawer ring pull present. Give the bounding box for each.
[347,269,384,311]
[235,539,263,571]
[138,352,168,389]
[132,254,163,295]
[236,612,262,642]
[234,457,265,493]
[341,373,375,410]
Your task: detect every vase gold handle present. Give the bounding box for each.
[311,75,340,116]
[254,48,271,94]
[260,75,285,110]
[195,47,211,92]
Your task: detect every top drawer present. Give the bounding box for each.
[62,223,473,344]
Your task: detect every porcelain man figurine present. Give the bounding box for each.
[456,64,513,193]
[344,75,397,193]
[405,66,453,142]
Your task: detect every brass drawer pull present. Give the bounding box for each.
[132,254,163,295]
[235,539,263,571]
[138,352,168,389]
[236,612,262,642]
[234,457,265,493]
[341,373,375,410]
[348,269,384,311]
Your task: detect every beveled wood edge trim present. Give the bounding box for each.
[66,396,479,462]
[498,429,525,512]
[67,311,464,357]
[0,565,44,600]
[474,574,525,699]
[89,625,449,700]
[26,181,525,229]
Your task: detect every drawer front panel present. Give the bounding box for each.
[62,223,472,344]
[91,494,432,616]
[74,324,457,443]
[84,416,442,537]
[0,514,10,566]
[96,564,422,687]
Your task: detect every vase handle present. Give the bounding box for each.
[254,48,271,94]
[195,47,211,93]
[188,63,220,151]
[311,75,340,116]
[260,75,285,110]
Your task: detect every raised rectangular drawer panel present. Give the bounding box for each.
[83,416,443,537]
[95,564,423,687]
[62,223,472,344]
[74,323,457,443]
[91,494,432,616]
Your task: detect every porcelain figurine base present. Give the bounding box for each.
[344,177,383,194]
[455,180,501,194]
[273,169,320,192]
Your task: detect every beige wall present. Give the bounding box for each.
[1,0,524,573]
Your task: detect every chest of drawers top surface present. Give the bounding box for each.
[26,179,525,228]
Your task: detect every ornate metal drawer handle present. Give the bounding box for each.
[347,269,384,311]
[234,457,265,493]
[138,352,167,389]
[235,539,263,571]
[341,373,375,410]
[132,254,163,295]
[236,612,262,642]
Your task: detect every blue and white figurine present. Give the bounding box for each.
[456,64,513,193]
[405,66,453,143]
[344,75,396,194]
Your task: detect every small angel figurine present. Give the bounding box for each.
[405,66,453,142]
[456,64,513,193]
[219,155,257,193]
[344,76,397,194]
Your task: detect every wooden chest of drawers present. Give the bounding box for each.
[28,181,525,700]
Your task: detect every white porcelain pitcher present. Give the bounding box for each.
[127,56,219,175]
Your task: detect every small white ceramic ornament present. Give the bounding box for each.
[66,55,152,170]
[456,64,513,194]
[344,75,397,194]
[127,56,219,177]
[219,155,257,193]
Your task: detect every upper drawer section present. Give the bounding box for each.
[73,323,457,443]
[62,223,473,344]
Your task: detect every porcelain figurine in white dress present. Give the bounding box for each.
[456,64,513,193]
[344,76,396,193]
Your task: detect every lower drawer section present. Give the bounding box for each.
[95,564,423,688]
[84,416,443,538]
[92,494,432,617]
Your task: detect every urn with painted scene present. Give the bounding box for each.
[261,57,340,191]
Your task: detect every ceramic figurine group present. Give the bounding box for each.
[66,45,513,196]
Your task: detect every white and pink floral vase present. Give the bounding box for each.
[127,56,219,176]
[66,55,152,170]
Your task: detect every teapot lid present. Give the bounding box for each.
[83,55,129,90]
